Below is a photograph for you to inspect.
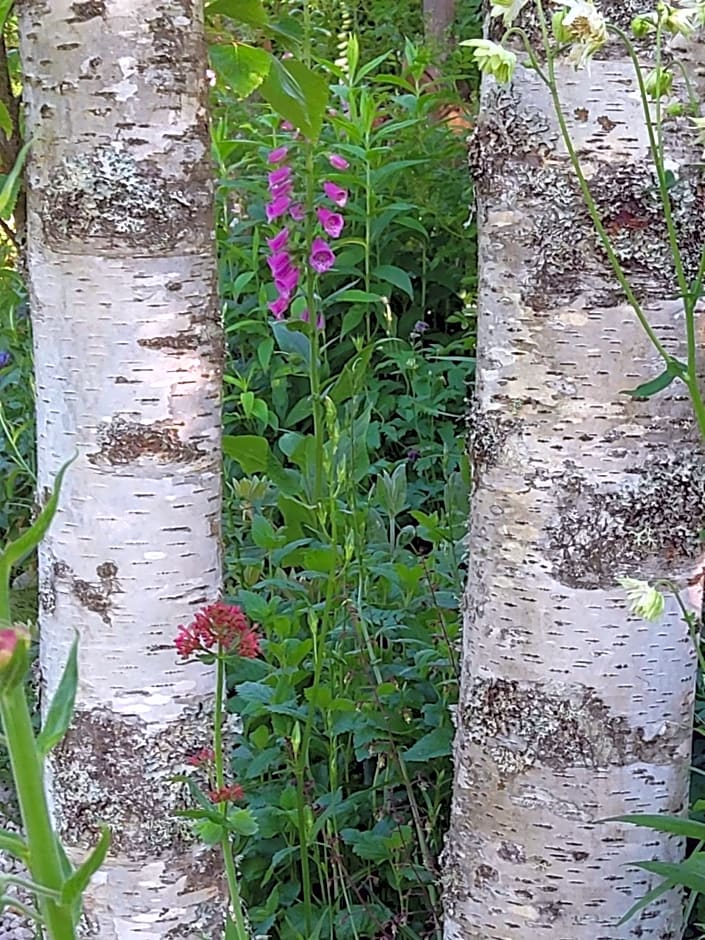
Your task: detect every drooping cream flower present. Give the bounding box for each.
[554,0,608,68]
[658,1,699,34]
[460,38,517,84]
[489,0,530,27]
[618,578,666,621]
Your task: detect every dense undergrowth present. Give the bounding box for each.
[0,2,479,937]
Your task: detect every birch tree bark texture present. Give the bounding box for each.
[18,1,223,936]
[444,19,705,940]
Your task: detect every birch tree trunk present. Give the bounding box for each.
[18,1,223,935]
[444,17,705,940]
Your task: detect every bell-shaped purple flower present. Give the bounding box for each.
[329,153,349,170]
[310,237,335,274]
[266,194,291,223]
[267,146,289,165]
[266,228,289,252]
[323,181,348,207]
[316,207,344,239]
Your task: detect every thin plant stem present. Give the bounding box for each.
[214,650,249,940]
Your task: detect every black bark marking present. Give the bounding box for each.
[52,559,121,624]
[88,417,204,466]
[69,0,105,20]
[138,333,199,351]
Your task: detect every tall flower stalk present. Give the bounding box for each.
[175,602,261,940]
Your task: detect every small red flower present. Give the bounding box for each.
[209,784,245,804]
[186,747,215,768]
[174,602,261,659]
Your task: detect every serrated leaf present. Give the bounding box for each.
[209,43,271,99]
[36,634,78,757]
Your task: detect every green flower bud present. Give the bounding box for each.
[644,67,673,100]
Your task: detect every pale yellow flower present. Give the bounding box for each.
[490,0,530,27]
[618,577,666,621]
[460,38,517,84]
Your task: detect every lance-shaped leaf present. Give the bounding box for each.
[60,826,110,907]
[36,634,78,757]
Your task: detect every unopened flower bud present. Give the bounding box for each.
[0,626,30,694]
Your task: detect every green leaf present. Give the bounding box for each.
[373,265,413,299]
[260,57,328,142]
[617,880,673,925]
[37,635,78,757]
[334,289,384,304]
[0,828,29,862]
[0,100,12,140]
[206,0,268,25]
[402,726,453,762]
[0,0,13,31]
[631,854,705,895]
[622,359,686,399]
[0,455,75,619]
[251,514,279,550]
[0,140,31,221]
[60,826,110,907]
[209,43,271,99]
[224,807,259,837]
[605,813,705,841]
[222,435,270,473]
[271,320,311,366]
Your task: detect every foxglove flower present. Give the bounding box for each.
[316,206,344,239]
[267,145,289,165]
[290,203,305,222]
[266,228,289,252]
[323,181,348,207]
[328,153,350,170]
[310,237,335,274]
[266,194,292,222]
[269,295,289,319]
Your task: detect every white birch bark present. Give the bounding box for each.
[17,0,224,935]
[444,16,705,940]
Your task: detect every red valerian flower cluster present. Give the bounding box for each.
[174,602,261,659]
[186,747,216,768]
[209,783,245,804]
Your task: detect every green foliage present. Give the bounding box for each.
[213,33,475,938]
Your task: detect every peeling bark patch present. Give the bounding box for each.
[138,333,199,351]
[468,84,553,191]
[69,0,105,20]
[463,677,682,779]
[88,417,204,465]
[546,454,705,588]
[41,147,199,250]
[469,403,519,478]
[590,163,705,294]
[52,704,213,853]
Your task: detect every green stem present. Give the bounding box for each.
[533,1,671,366]
[0,685,75,940]
[215,652,249,940]
[608,23,705,440]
